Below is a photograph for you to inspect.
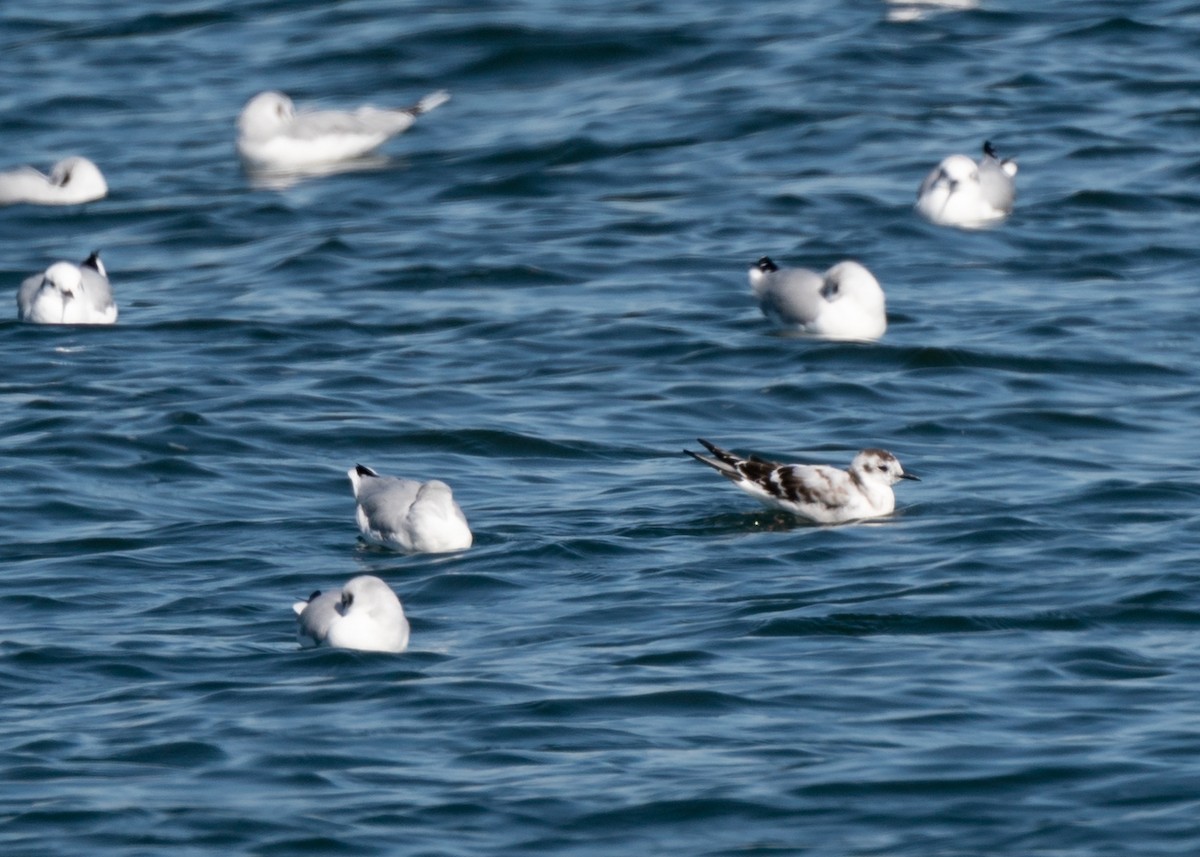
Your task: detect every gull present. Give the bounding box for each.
[915,141,1017,228]
[17,251,117,325]
[886,0,979,22]
[237,89,450,171]
[0,157,107,206]
[349,464,472,554]
[684,438,918,524]
[749,256,887,341]
[293,575,410,653]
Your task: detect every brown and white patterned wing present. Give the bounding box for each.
[738,462,855,514]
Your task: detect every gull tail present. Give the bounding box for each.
[983,140,1018,178]
[293,590,322,616]
[348,463,380,498]
[81,250,105,278]
[408,90,450,116]
[684,438,744,481]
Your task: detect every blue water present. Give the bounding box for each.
[4,1,1200,854]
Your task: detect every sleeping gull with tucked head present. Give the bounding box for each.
[685,438,918,524]
[0,157,107,206]
[349,464,472,554]
[293,575,410,653]
[237,89,450,172]
[17,251,117,325]
[749,256,887,341]
[916,141,1017,228]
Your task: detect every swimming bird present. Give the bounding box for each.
[348,464,472,554]
[684,438,918,524]
[749,257,887,341]
[0,157,108,206]
[237,89,450,171]
[915,141,1017,228]
[293,575,410,653]
[886,0,979,22]
[17,251,117,325]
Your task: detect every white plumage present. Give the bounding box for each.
[293,575,410,653]
[237,89,450,171]
[17,252,117,325]
[0,157,108,206]
[749,256,887,341]
[685,438,919,524]
[348,464,472,554]
[916,141,1017,228]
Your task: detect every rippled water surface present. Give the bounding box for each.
[4,2,1200,855]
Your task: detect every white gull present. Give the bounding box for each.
[349,464,472,554]
[237,89,450,172]
[17,252,117,325]
[749,256,887,341]
[916,141,1017,228]
[685,438,918,524]
[0,157,107,206]
[886,0,979,23]
[293,575,410,653]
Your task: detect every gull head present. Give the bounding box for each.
[48,157,107,195]
[820,261,884,308]
[337,575,404,621]
[936,154,980,191]
[238,91,296,140]
[42,262,84,302]
[31,262,86,323]
[850,449,919,487]
[327,575,410,652]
